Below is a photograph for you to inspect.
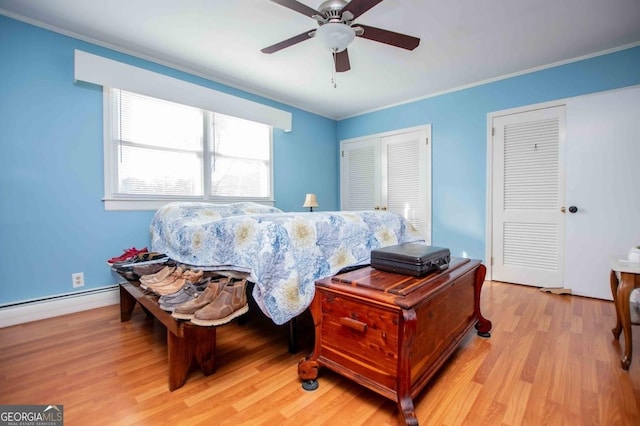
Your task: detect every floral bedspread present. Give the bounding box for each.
[150,202,423,324]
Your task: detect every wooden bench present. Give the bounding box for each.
[119,281,217,391]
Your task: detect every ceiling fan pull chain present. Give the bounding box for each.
[331,50,337,88]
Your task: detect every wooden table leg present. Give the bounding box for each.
[167,325,217,391]
[617,272,635,370]
[397,396,419,426]
[187,324,217,376]
[167,329,193,391]
[119,284,137,322]
[288,317,298,354]
[473,264,492,337]
[611,269,622,339]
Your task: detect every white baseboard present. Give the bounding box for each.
[0,286,120,328]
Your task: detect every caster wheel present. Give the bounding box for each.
[477,331,490,338]
[301,380,319,391]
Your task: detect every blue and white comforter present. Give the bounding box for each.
[150,202,423,324]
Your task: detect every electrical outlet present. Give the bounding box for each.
[72,272,85,288]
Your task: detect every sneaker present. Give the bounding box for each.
[172,278,230,320]
[190,279,249,327]
[110,252,167,268]
[107,247,148,265]
[159,278,210,303]
[159,278,212,312]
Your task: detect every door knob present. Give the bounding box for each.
[561,207,565,213]
[568,206,578,213]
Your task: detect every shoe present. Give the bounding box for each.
[144,268,203,295]
[113,269,139,282]
[141,266,185,291]
[190,279,249,327]
[159,275,210,302]
[111,257,169,282]
[107,247,148,265]
[147,269,204,296]
[139,266,177,288]
[110,252,167,268]
[159,278,210,303]
[139,266,178,290]
[133,262,170,277]
[159,278,212,312]
[172,278,230,320]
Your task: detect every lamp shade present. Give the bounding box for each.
[315,22,356,53]
[303,193,319,208]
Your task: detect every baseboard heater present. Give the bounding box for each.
[0,285,120,328]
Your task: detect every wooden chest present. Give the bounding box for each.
[298,257,491,425]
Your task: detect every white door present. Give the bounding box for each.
[491,106,566,287]
[340,126,431,242]
[564,87,640,300]
[381,129,430,239]
[341,137,380,211]
[490,86,640,299]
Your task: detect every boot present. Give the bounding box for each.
[171,278,229,320]
[191,279,249,327]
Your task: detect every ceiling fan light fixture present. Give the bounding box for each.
[315,22,355,53]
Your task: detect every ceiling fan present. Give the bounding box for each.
[261,0,420,72]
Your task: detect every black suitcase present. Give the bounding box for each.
[370,243,450,276]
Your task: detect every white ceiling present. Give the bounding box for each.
[2,0,640,119]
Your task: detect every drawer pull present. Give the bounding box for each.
[340,317,368,332]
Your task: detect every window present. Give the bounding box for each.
[104,89,273,210]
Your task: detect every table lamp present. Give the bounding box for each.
[303,193,319,212]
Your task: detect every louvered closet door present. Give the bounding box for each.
[341,138,380,211]
[381,129,430,239]
[492,106,566,286]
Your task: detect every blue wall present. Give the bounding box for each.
[338,46,640,260]
[0,16,338,305]
[2,13,639,306]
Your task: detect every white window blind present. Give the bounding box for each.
[210,114,270,197]
[113,90,204,196]
[105,89,272,209]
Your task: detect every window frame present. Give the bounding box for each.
[102,87,275,211]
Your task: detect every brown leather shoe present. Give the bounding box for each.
[146,269,204,296]
[190,279,249,327]
[183,269,203,284]
[133,262,168,277]
[139,265,176,287]
[171,278,230,320]
[142,265,187,289]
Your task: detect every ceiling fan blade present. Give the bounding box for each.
[357,24,420,50]
[269,0,319,18]
[341,0,384,20]
[261,30,314,54]
[335,49,351,72]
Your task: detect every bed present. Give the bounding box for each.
[150,202,424,326]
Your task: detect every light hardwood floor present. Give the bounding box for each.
[1,281,639,425]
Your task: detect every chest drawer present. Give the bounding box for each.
[319,290,400,389]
